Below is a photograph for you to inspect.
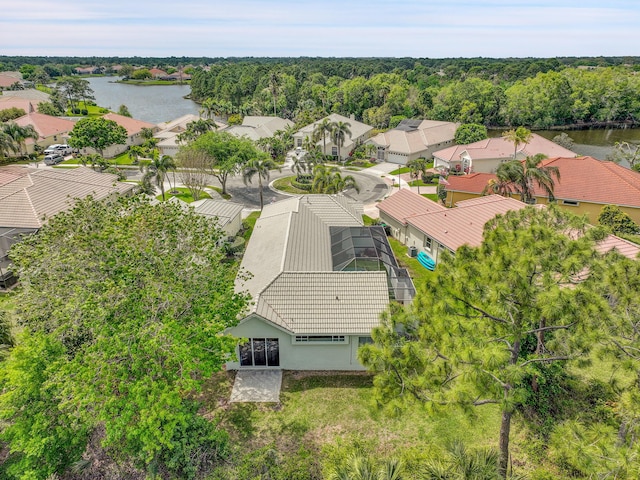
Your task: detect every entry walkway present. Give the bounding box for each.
[230,369,283,403]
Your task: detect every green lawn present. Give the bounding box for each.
[241,211,261,242]
[156,187,211,204]
[65,101,109,117]
[421,193,440,202]
[387,235,436,286]
[408,179,438,187]
[62,151,137,166]
[272,176,308,194]
[207,186,232,200]
[388,167,411,175]
[201,371,504,476]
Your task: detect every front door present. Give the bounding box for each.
[239,338,280,367]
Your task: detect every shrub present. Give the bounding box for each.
[81,109,88,115]
[291,179,312,191]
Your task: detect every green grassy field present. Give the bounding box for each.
[156,187,211,203]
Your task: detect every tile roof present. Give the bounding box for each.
[192,199,244,228]
[595,234,640,260]
[369,120,458,155]
[13,112,76,144]
[434,133,577,163]
[103,112,157,136]
[254,271,389,334]
[446,157,640,207]
[0,166,135,229]
[407,195,528,251]
[0,97,36,113]
[377,188,445,225]
[1,89,50,102]
[223,116,293,141]
[296,113,373,148]
[236,195,393,334]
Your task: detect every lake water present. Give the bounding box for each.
[87,76,640,158]
[86,76,200,124]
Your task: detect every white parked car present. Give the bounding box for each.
[44,144,73,155]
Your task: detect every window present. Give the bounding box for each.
[295,335,346,343]
[297,138,302,147]
[562,200,579,206]
[332,146,338,156]
[424,236,432,250]
[358,336,374,347]
[239,338,280,367]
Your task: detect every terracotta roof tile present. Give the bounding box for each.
[103,112,157,136]
[377,188,445,224]
[446,156,640,208]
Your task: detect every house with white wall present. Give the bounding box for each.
[293,113,373,160]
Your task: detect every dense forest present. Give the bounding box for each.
[3,56,640,129]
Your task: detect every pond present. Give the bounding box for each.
[86,76,200,124]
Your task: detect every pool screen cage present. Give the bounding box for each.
[330,226,415,304]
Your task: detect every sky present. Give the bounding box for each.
[2,0,640,58]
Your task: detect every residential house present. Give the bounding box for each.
[91,113,158,158]
[149,68,168,79]
[0,97,38,116]
[227,195,415,370]
[293,113,373,160]
[12,112,76,155]
[0,73,23,90]
[0,165,135,289]
[192,199,244,238]
[223,116,293,142]
[1,89,50,103]
[368,119,459,164]
[74,66,103,75]
[377,189,639,270]
[155,114,225,156]
[433,133,577,174]
[378,190,528,264]
[444,156,640,224]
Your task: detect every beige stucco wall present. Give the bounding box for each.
[226,315,370,371]
[446,190,640,225]
[221,214,242,238]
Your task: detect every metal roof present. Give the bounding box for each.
[193,199,244,227]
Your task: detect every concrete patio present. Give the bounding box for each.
[230,369,283,403]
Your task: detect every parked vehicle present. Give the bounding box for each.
[44,144,72,155]
[44,153,64,165]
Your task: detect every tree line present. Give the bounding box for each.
[189,62,640,130]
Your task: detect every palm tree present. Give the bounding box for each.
[200,97,220,121]
[242,155,280,210]
[128,145,146,165]
[268,72,281,116]
[140,152,176,201]
[502,126,532,160]
[325,452,404,480]
[331,121,352,162]
[1,123,38,158]
[0,130,19,158]
[406,158,429,194]
[326,171,359,194]
[493,154,559,204]
[291,155,307,180]
[313,118,333,156]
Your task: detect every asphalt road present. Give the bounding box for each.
[126,166,390,210]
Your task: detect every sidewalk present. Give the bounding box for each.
[360,162,437,219]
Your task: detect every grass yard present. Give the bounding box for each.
[201,371,505,476]
[65,101,109,117]
[272,176,308,194]
[62,151,136,166]
[156,187,211,203]
[207,186,232,200]
[388,167,411,175]
[387,235,436,286]
[421,193,440,202]
[241,211,261,242]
